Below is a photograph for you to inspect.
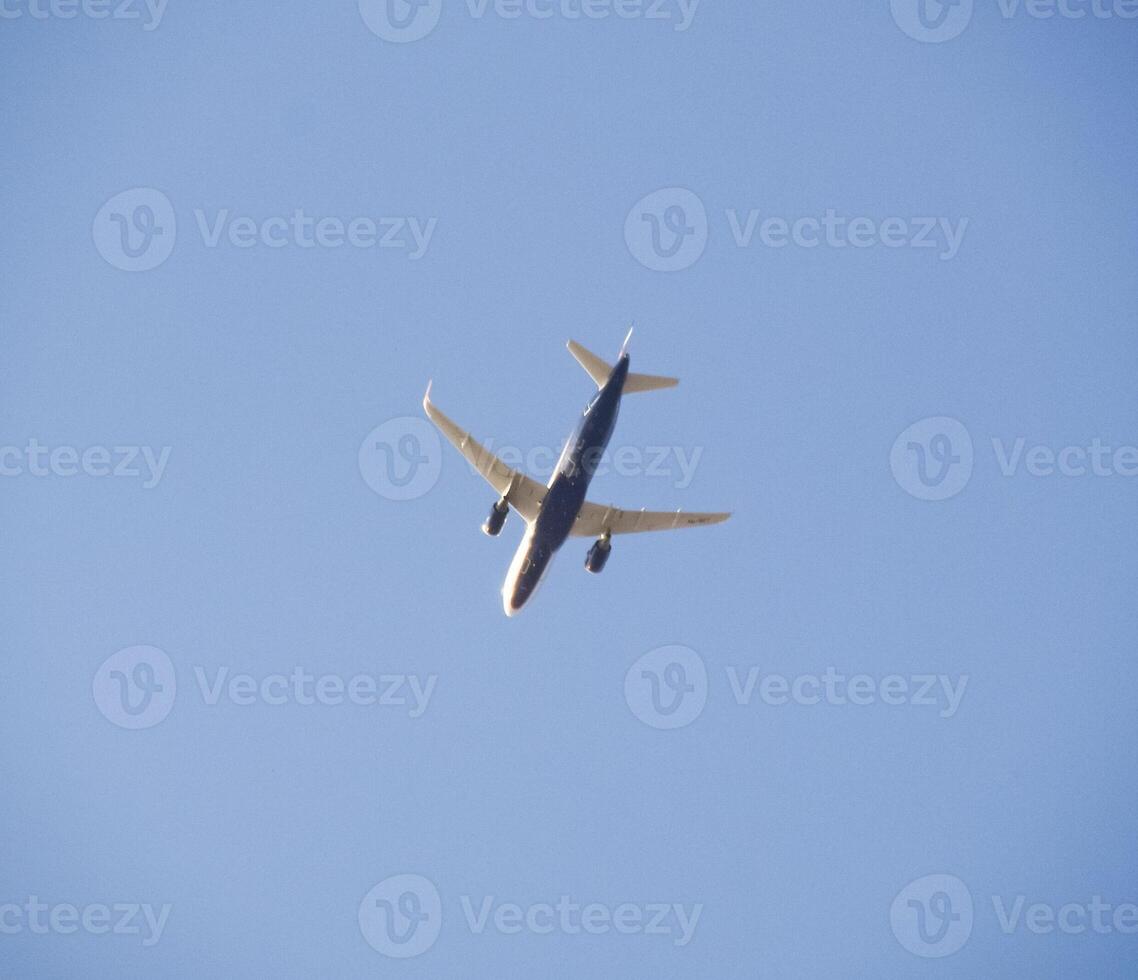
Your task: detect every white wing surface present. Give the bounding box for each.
[422,383,547,524]
[570,502,730,537]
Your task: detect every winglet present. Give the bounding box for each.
[422,379,433,413]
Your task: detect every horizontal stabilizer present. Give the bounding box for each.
[623,371,679,394]
[567,339,679,393]
[567,340,611,387]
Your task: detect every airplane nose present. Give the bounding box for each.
[502,584,528,617]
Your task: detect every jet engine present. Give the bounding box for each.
[584,534,612,574]
[482,498,509,537]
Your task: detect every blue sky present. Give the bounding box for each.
[2,1,1137,976]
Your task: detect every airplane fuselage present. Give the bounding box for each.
[502,355,630,615]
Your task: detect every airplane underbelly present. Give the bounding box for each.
[537,475,588,549]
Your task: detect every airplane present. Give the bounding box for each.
[422,330,731,616]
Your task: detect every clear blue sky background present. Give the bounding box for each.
[2,2,1136,977]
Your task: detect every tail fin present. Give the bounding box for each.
[566,339,679,393]
[619,326,634,358]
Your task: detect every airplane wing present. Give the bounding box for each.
[569,501,731,537]
[422,382,547,523]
